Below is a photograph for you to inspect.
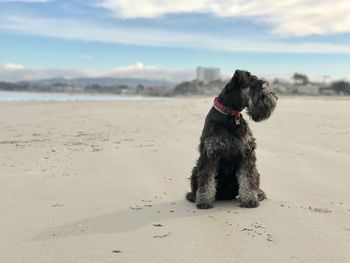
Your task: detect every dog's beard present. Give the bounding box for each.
[246,87,277,122]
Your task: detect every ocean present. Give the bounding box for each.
[0,91,165,101]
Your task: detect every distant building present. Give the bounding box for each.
[296,84,320,95]
[196,67,221,83]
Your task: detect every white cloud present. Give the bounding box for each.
[3,63,25,70]
[109,62,193,82]
[99,0,209,19]
[1,15,350,53]
[116,62,156,70]
[0,62,194,82]
[0,15,197,47]
[100,0,350,36]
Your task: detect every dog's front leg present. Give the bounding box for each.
[237,146,260,208]
[196,158,218,209]
[195,136,226,209]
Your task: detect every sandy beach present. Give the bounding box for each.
[0,96,349,263]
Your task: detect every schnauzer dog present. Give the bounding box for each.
[186,70,277,209]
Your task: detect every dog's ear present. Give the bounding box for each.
[233,70,251,88]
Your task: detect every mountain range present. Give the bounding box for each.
[22,77,175,88]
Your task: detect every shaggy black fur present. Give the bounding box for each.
[186,70,277,209]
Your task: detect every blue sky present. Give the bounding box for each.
[0,0,350,81]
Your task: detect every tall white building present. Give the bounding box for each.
[196,67,221,83]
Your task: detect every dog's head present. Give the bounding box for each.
[218,70,277,122]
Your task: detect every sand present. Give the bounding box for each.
[0,97,349,263]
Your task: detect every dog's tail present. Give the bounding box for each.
[185,192,196,203]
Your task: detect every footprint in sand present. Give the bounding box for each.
[153,232,171,238]
[241,222,273,241]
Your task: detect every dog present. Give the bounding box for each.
[186,70,277,209]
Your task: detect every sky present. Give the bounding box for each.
[0,0,350,82]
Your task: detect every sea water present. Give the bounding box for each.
[0,91,165,101]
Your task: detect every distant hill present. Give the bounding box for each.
[24,77,175,88]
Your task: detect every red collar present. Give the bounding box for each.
[213,97,241,116]
[213,97,241,125]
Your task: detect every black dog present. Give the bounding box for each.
[186,70,277,209]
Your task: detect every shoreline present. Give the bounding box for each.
[1,90,350,102]
[0,90,169,102]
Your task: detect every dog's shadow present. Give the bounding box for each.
[33,199,240,241]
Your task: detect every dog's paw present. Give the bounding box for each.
[257,189,266,201]
[239,193,259,208]
[185,192,196,203]
[239,199,259,208]
[196,202,214,209]
[238,191,260,208]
